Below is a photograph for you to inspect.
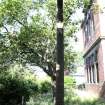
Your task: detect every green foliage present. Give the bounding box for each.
[0,63,38,104]
[65,96,105,105]
[0,0,85,103]
[64,76,76,89]
[26,83,105,105]
[0,0,81,71]
[26,93,53,105]
[39,81,52,93]
[64,89,105,105]
[0,0,33,25]
[27,80,53,105]
[82,0,91,12]
[26,87,105,105]
[64,47,77,71]
[78,83,85,90]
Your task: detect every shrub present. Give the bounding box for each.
[78,83,85,90]
[40,81,52,93]
[0,63,38,105]
[64,76,76,89]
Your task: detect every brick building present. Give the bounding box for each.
[82,0,105,97]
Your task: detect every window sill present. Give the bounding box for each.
[86,82,99,85]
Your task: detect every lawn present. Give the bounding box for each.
[26,88,105,105]
[26,76,105,105]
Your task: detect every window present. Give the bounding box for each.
[92,64,95,83]
[87,67,89,83]
[90,14,95,36]
[96,63,99,83]
[89,66,92,83]
[86,50,99,83]
[84,10,95,45]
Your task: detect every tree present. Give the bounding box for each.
[0,0,82,103]
[0,0,80,73]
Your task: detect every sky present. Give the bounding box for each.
[70,9,85,84]
[71,8,84,52]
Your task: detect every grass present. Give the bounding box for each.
[26,88,105,105]
[26,93,53,105]
[64,88,105,105]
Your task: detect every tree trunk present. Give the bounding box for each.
[42,62,56,102]
[56,0,64,105]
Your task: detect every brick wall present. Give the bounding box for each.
[85,83,102,95]
[84,10,101,54]
[82,0,105,97]
[84,41,105,96]
[98,42,104,81]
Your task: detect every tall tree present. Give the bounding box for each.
[0,0,80,72]
[0,0,82,103]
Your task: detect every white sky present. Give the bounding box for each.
[71,8,84,52]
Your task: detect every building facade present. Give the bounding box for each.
[82,0,105,97]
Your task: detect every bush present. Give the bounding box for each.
[64,76,76,89]
[40,81,52,93]
[0,63,38,105]
[78,83,85,90]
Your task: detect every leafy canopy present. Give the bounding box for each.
[0,0,81,71]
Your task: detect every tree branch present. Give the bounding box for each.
[3,25,9,33]
[13,18,27,28]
